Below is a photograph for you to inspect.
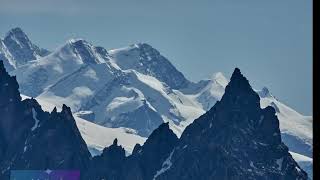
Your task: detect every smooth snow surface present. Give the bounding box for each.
[75,116,146,156]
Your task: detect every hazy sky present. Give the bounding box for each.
[0,0,312,115]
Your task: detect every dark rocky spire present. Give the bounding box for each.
[0,61,91,180]
[155,68,308,180]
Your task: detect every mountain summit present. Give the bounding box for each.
[108,42,190,89]
[154,68,308,179]
[4,28,312,177]
[0,27,49,70]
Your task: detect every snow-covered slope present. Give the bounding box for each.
[108,43,190,89]
[75,116,146,156]
[0,28,49,71]
[15,39,312,152]
[12,29,312,176]
[12,39,114,97]
[260,92,312,158]
[290,151,313,179]
[20,94,146,156]
[193,76,313,158]
[14,40,204,136]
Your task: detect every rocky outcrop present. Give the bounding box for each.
[84,122,179,180]
[0,27,49,71]
[0,60,91,180]
[0,60,309,179]
[154,68,308,180]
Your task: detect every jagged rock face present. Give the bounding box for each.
[65,39,109,64]
[155,68,308,180]
[83,139,126,180]
[0,61,91,180]
[109,43,190,89]
[0,58,311,179]
[123,123,179,180]
[0,61,26,166]
[84,123,178,180]
[135,43,190,89]
[0,28,49,70]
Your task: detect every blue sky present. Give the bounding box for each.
[0,0,312,115]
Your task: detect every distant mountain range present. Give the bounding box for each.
[0,27,313,178]
[0,60,309,179]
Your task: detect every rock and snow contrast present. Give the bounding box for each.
[0,28,49,71]
[0,28,313,178]
[153,68,308,179]
[0,61,91,180]
[0,59,310,179]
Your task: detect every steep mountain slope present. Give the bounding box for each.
[108,43,191,89]
[13,39,115,97]
[0,61,91,180]
[83,122,178,180]
[0,58,311,179]
[20,94,147,156]
[78,68,309,180]
[181,72,313,159]
[75,116,146,156]
[258,88,312,158]
[8,28,312,176]
[154,68,308,180]
[15,39,204,136]
[0,28,49,71]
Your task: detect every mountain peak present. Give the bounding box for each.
[113,138,118,146]
[163,68,308,179]
[225,67,253,95]
[5,27,27,39]
[142,122,178,153]
[1,28,50,70]
[108,42,190,89]
[230,67,244,81]
[257,87,272,98]
[218,67,260,113]
[4,27,31,48]
[132,42,153,49]
[211,72,228,87]
[66,38,91,50]
[62,38,106,64]
[67,38,87,45]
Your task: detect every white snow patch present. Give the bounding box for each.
[31,108,40,131]
[290,151,312,162]
[75,116,146,155]
[153,149,175,180]
[250,161,256,168]
[276,157,283,170]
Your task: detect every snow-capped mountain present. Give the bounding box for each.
[0,59,310,179]
[13,38,205,137]
[2,28,312,177]
[108,43,191,89]
[0,28,49,71]
[153,68,308,180]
